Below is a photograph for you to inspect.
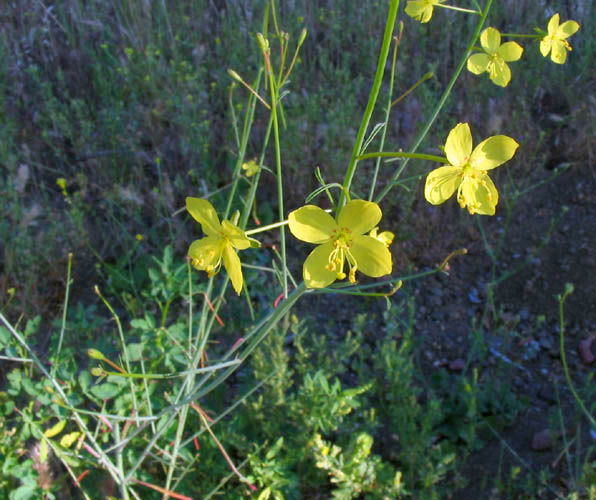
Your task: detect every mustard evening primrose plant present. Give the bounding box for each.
[186,197,251,294]
[288,200,392,289]
[539,13,580,65]
[467,27,523,87]
[424,123,519,215]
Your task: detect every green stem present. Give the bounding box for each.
[339,0,400,209]
[391,71,433,107]
[359,151,448,163]
[375,0,493,204]
[369,33,400,201]
[95,286,139,425]
[500,33,542,39]
[245,218,289,235]
[53,252,72,376]
[436,4,480,14]
[265,45,289,298]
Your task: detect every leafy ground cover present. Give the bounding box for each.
[1,0,595,498]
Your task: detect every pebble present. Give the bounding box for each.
[532,429,553,451]
[448,358,466,372]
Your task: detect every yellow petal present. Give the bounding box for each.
[351,235,392,278]
[337,200,382,235]
[222,245,243,294]
[470,135,519,170]
[424,166,462,205]
[405,1,433,23]
[467,53,490,74]
[303,241,337,288]
[540,37,552,57]
[489,61,512,87]
[557,20,580,39]
[498,42,523,62]
[550,41,568,64]
[221,220,250,250]
[370,227,394,247]
[186,197,222,236]
[188,236,223,270]
[289,205,336,244]
[547,14,560,35]
[481,27,501,54]
[444,123,473,167]
[460,174,498,215]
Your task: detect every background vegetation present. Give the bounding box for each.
[1,0,595,498]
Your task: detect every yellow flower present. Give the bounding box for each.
[540,14,580,65]
[186,197,250,294]
[288,200,393,289]
[467,28,523,87]
[405,0,443,23]
[242,159,259,177]
[424,123,519,215]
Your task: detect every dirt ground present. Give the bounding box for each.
[401,164,596,497]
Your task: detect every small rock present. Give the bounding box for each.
[532,429,553,451]
[448,358,466,372]
[579,336,595,365]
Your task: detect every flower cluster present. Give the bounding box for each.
[186,197,394,292]
[403,4,580,86]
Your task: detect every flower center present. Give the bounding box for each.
[326,227,358,283]
[191,238,227,277]
[457,164,485,214]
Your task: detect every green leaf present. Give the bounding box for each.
[24,316,41,337]
[90,383,121,400]
[126,343,144,362]
[0,326,10,346]
[10,484,38,500]
[44,419,66,438]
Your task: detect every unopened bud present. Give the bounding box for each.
[87,348,104,360]
[298,28,308,47]
[227,69,242,82]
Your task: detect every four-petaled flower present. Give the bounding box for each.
[424,123,519,215]
[405,0,443,24]
[467,28,523,87]
[186,197,250,294]
[288,200,393,289]
[540,14,580,65]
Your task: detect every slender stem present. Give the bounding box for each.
[53,252,72,376]
[264,42,289,298]
[369,33,400,201]
[500,33,542,39]
[391,71,433,107]
[114,422,130,500]
[339,0,400,209]
[95,286,139,426]
[359,151,448,163]
[436,4,480,14]
[245,218,289,235]
[375,0,493,204]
